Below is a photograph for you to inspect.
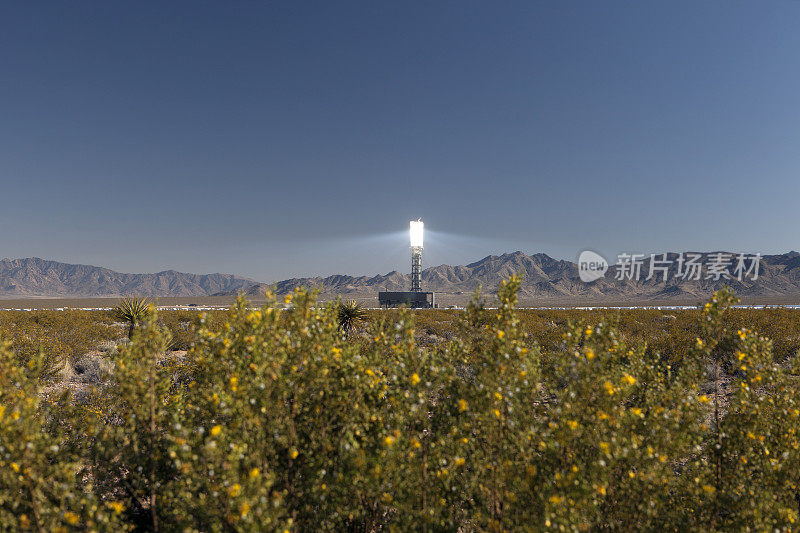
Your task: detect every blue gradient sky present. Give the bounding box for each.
[1,2,799,282]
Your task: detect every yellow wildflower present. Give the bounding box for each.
[603,381,615,395]
[455,457,466,466]
[249,468,260,479]
[567,420,579,430]
[410,438,421,449]
[599,442,610,454]
[228,483,242,497]
[284,294,292,304]
[381,493,393,504]
[211,425,222,437]
[64,512,80,525]
[108,501,124,514]
[11,462,20,473]
[494,392,502,401]
[458,399,468,412]
[0,405,4,422]
[585,327,593,337]
[240,502,250,517]
[585,348,595,360]
[598,485,607,496]
[621,374,636,386]
[230,376,238,391]
[410,373,420,386]
[493,409,501,418]
[289,448,299,459]
[549,495,563,504]
[383,436,394,447]
[496,330,505,339]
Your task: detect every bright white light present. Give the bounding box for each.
[410,220,424,248]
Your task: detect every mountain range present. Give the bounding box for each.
[0,257,256,298]
[244,251,800,304]
[2,252,800,304]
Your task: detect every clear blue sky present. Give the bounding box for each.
[1,1,799,281]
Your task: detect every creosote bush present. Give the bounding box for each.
[1,280,800,530]
[0,340,123,531]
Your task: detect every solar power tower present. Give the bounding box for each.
[378,220,435,308]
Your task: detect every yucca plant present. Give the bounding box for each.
[337,299,368,335]
[113,296,154,339]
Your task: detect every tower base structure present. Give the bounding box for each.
[378,291,435,309]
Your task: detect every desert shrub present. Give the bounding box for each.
[0,310,118,365]
[157,309,229,351]
[3,281,800,530]
[685,289,800,528]
[167,291,389,531]
[0,339,123,530]
[80,309,185,531]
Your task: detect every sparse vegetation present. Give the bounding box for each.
[1,280,800,530]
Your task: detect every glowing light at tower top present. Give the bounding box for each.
[410,220,424,248]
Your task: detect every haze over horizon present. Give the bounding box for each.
[2,2,799,281]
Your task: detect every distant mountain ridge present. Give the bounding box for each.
[3,252,800,302]
[240,251,800,303]
[0,257,257,297]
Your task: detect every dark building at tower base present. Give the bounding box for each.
[378,291,435,309]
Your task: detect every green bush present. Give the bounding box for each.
[0,339,123,530]
[1,281,800,530]
[0,310,118,365]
